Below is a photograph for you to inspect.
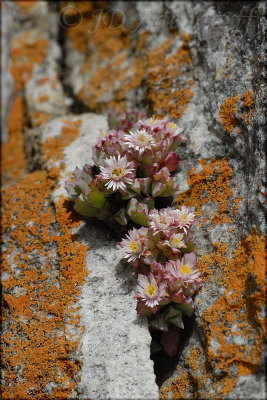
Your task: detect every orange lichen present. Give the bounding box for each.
[160,369,191,399]
[176,158,236,227]
[38,77,51,85]
[11,34,49,91]
[85,31,193,118]
[200,230,265,396]
[219,90,253,133]
[242,90,253,125]
[30,111,52,127]
[1,168,88,398]
[1,32,49,187]
[65,2,193,118]
[219,95,239,133]
[233,197,243,215]
[42,119,82,166]
[160,230,265,399]
[38,94,49,102]
[15,1,37,10]
[147,33,194,119]
[2,97,26,187]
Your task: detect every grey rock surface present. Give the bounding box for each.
[2,1,266,399]
[1,1,14,142]
[24,40,67,121]
[61,1,266,398]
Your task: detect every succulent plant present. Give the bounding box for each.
[66,109,200,357]
[65,115,186,228]
[119,206,202,356]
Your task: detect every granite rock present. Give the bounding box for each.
[1,1,14,142]
[2,1,266,399]
[61,1,266,398]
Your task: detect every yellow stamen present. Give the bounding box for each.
[172,237,180,246]
[112,167,123,178]
[130,240,138,252]
[180,214,188,223]
[180,264,192,275]
[168,122,177,129]
[145,284,157,297]
[138,133,145,142]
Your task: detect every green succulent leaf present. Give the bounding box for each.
[126,198,149,226]
[74,198,99,217]
[86,189,106,209]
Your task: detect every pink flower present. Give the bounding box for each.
[118,227,147,262]
[157,232,187,258]
[139,117,165,131]
[136,273,166,308]
[165,253,201,288]
[99,155,135,192]
[166,121,183,136]
[172,206,196,232]
[148,207,175,234]
[124,129,156,154]
[169,233,187,249]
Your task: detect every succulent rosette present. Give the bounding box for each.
[66,114,186,227]
[119,205,202,356]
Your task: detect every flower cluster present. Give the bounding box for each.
[119,206,202,355]
[65,114,186,227]
[108,107,147,133]
[66,110,201,357]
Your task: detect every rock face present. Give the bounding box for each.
[1,1,14,142]
[1,1,266,399]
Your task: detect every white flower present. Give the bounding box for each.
[169,233,187,249]
[172,206,196,232]
[136,273,166,308]
[118,228,147,262]
[166,121,183,136]
[99,155,135,192]
[165,253,201,288]
[124,129,156,154]
[148,208,174,234]
[140,117,166,130]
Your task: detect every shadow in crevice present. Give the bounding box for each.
[150,315,196,387]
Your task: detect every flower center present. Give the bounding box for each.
[112,167,124,178]
[130,240,139,252]
[168,122,177,129]
[180,213,188,224]
[172,237,180,246]
[159,215,171,227]
[145,284,157,297]
[135,131,153,147]
[147,118,161,125]
[180,264,192,275]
